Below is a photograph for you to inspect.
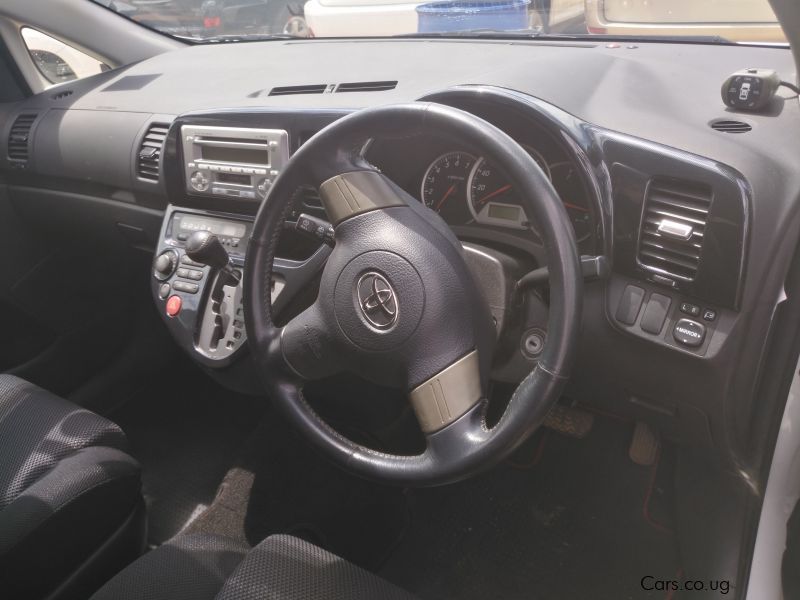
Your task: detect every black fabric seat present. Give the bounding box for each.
[0,374,145,599]
[91,533,417,600]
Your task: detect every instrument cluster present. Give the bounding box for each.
[419,146,593,243]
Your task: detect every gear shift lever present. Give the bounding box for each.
[185,231,240,288]
[185,230,241,351]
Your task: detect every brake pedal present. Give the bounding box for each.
[629,421,660,466]
[543,404,594,439]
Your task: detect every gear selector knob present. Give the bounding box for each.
[185,230,230,270]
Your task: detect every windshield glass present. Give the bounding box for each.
[90,0,786,43]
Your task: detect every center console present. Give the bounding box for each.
[151,206,256,368]
[151,113,336,376]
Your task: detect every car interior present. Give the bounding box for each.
[0,0,799,598]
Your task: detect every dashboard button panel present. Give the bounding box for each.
[640,293,671,334]
[673,318,706,347]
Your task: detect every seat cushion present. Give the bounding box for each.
[90,533,250,600]
[91,534,417,600]
[0,374,129,508]
[0,374,144,599]
[216,534,417,600]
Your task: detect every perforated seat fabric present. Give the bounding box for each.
[0,374,144,599]
[91,533,418,600]
[216,534,417,600]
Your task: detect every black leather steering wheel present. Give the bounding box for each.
[243,102,582,486]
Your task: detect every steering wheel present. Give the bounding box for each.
[243,102,582,486]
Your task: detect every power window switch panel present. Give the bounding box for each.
[616,285,645,325]
[640,293,672,334]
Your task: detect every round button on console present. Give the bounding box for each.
[166,295,182,317]
[153,249,178,281]
[673,318,706,347]
[190,170,210,192]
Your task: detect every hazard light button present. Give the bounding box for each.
[166,295,182,317]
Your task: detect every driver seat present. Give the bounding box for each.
[90,532,417,600]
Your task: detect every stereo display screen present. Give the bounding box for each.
[201,145,268,165]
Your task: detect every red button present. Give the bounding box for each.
[166,295,182,317]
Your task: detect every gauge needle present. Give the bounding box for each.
[478,184,512,206]
[563,201,589,213]
[436,184,457,211]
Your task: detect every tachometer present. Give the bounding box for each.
[550,162,593,242]
[420,152,476,225]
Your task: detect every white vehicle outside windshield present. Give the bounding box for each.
[89,0,787,43]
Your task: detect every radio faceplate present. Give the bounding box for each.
[182,125,289,201]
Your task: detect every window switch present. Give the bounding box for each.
[616,285,645,325]
[640,293,672,334]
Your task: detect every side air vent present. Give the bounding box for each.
[51,89,73,100]
[293,185,323,211]
[137,122,169,182]
[638,178,713,282]
[710,119,752,134]
[335,80,397,93]
[269,84,329,96]
[7,113,37,162]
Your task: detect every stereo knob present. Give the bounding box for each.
[256,177,271,199]
[190,170,210,192]
[154,250,178,281]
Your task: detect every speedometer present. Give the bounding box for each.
[467,146,550,231]
[420,151,476,225]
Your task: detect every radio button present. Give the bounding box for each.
[254,168,267,175]
[190,171,209,192]
[230,166,243,174]
[256,178,271,199]
[270,169,279,177]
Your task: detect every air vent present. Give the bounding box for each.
[268,84,329,96]
[51,89,73,100]
[710,119,752,134]
[293,185,323,212]
[335,80,397,93]
[7,113,37,162]
[137,122,169,182]
[638,179,713,282]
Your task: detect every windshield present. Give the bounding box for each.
[91,0,786,44]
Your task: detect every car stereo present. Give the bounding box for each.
[182,125,289,200]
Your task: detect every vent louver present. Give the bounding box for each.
[710,120,752,134]
[268,84,328,96]
[638,179,713,282]
[137,123,169,182]
[8,113,37,162]
[335,80,397,93]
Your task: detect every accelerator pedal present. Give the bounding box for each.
[629,421,660,466]
[543,404,594,439]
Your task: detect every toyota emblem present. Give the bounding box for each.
[356,272,399,330]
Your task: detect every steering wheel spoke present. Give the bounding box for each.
[277,302,344,382]
[408,350,484,434]
[272,244,331,316]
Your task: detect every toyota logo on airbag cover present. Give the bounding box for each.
[357,272,398,330]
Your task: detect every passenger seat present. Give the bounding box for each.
[0,375,144,599]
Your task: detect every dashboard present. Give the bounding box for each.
[0,37,799,477]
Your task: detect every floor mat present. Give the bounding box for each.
[184,415,409,570]
[380,416,680,600]
[110,359,265,545]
